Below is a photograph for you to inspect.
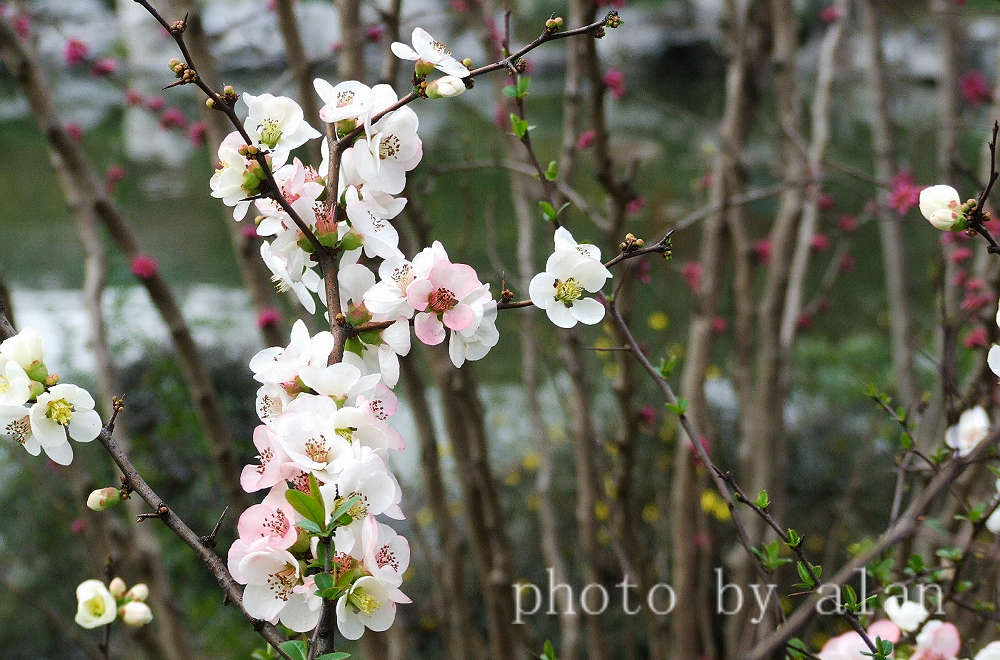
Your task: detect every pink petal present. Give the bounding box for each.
[443,303,475,331]
[413,312,445,345]
[405,278,433,310]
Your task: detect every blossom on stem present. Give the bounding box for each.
[919,185,967,231]
[884,596,929,632]
[944,406,990,457]
[390,28,470,78]
[910,620,960,660]
[74,580,116,629]
[241,93,320,159]
[120,601,154,627]
[335,575,410,640]
[529,227,612,328]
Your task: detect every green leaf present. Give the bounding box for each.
[510,113,529,138]
[338,232,364,252]
[544,160,558,181]
[358,330,384,346]
[296,519,322,534]
[540,639,556,660]
[327,495,361,530]
[539,200,556,220]
[665,398,688,416]
[314,572,334,591]
[317,654,351,660]
[516,76,531,98]
[786,529,801,548]
[344,336,365,357]
[502,85,517,98]
[555,202,570,217]
[935,546,963,562]
[795,561,815,589]
[278,641,309,660]
[658,355,678,378]
[755,490,770,509]
[286,489,325,527]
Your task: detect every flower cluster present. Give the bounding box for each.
[0,328,100,465]
[74,577,152,629]
[203,23,616,644]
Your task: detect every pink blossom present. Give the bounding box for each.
[953,270,968,288]
[241,225,259,240]
[188,121,207,147]
[796,313,813,330]
[681,261,702,291]
[91,58,117,77]
[753,240,772,265]
[241,426,288,493]
[888,170,922,215]
[810,233,830,252]
[819,5,843,23]
[711,316,728,333]
[576,129,596,150]
[636,259,652,284]
[950,246,973,263]
[365,24,384,42]
[14,14,30,38]
[125,89,145,106]
[258,308,281,329]
[70,519,86,534]
[985,217,1000,234]
[626,196,645,214]
[407,259,484,345]
[159,107,187,130]
[146,96,166,112]
[838,215,858,233]
[818,193,835,211]
[964,326,988,349]
[450,0,469,11]
[130,254,158,280]
[65,122,83,142]
[959,70,992,106]
[965,277,985,292]
[237,484,299,549]
[638,405,656,426]
[603,68,626,99]
[63,39,89,65]
[910,621,960,660]
[819,620,900,659]
[104,164,125,193]
[962,292,992,312]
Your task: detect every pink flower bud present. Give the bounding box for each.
[130,255,158,280]
[91,58,117,77]
[125,88,144,106]
[603,68,626,98]
[959,71,991,106]
[188,121,207,147]
[819,6,843,23]
[257,308,281,329]
[109,577,127,598]
[86,487,121,511]
[124,583,149,602]
[626,196,645,214]
[159,107,187,130]
[753,240,772,265]
[146,96,166,112]
[120,601,153,626]
[365,24,384,42]
[63,38,89,65]
[950,246,973,263]
[963,326,988,349]
[838,215,857,233]
[681,261,702,291]
[65,122,83,142]
[711,316,728,334]
[575,129,596,150]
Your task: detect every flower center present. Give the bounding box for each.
[84,595,107,618]
[0,376,10,394]
[338,493,368,520]
[431,40,452,56]
[255,446,275,475]
[554,278,583,306]
[369,400,387,421]
[46,398,74,426]
[263,509,289,536]
[266,564,298,601]
[258,395,282,420]
[379,135,401,160]
[348,586,381,614]
[4,416,30,445]
[391,264,413,289]
[375,544,399,572]
[304,436,330,464]
[258,118,283,149]
[428,288,458,313]
[336,90,355,107]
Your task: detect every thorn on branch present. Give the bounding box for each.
[136,504,168,523]
[200,505,230,548]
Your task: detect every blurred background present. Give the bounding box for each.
[2,0,999,658]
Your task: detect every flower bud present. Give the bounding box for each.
[25,359,47,383]
[124,583,149,602]
[426,76,467,99]
[28,380,45,399]
[919,185,966,231]
[44,373,59,386]
[74,580,116,629]
[108,577,127,599]
[205,98,215,109]
[87,487,122,511]
[120,601,153,626]
[414,58,436,77]
[461,57,473,68]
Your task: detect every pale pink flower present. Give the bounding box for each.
[407,258,484,345]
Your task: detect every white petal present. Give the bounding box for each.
[571,297,606,325]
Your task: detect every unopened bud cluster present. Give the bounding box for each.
[74,577,153,629]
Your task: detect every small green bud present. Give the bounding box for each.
[28,380,45,399]
[414,58,436,77]
[25,360,47,383]
[87,487,122,511]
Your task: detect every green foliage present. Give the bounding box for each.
[752,541,791,573]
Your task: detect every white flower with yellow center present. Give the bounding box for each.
[529,227,612,328]
[237,546,302,622]
[335,574,410,640]
[74,579,117,629]
[352,101,421,196]
[242,93,320,160]
[945,405,991,457]
[314,79,373,125]
[27,383,101,465]
[209,131,259,221]
[0,327,44,371]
